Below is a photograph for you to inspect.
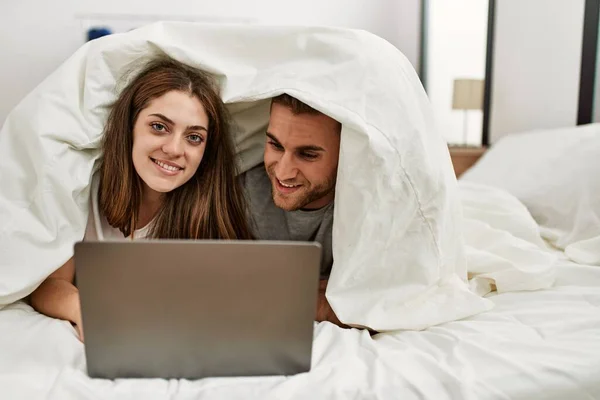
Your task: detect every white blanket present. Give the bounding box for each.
[459,182,556,296]
[460,124,600,267]
[0,22,559,331]
[0,22,493,330]
[0,197,596,399]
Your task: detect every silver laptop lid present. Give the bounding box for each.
[75,240,321,379]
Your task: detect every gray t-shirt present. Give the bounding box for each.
[241,164,334,276]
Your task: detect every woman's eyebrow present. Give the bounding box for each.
[149,113,207,132]
[149,113,174,124]
[186,125,208,132]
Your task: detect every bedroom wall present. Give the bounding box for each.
[0,0,421,125]
[489,0,586,142]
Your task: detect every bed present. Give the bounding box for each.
[1,22,599,399]
[2,220,599,399]
[4,131,600,399]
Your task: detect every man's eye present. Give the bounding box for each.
[188,134,204,144]
[151,123,167,132]
[301,152,318,160]
[268,141,283,150]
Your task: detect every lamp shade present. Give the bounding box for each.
[452,78,484,110]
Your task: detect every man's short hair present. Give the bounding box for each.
[271,93,321,115]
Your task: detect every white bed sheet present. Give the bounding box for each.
[2,181,598,399]
[1,258,599,400]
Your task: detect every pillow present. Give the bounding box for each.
[461,123,600,265]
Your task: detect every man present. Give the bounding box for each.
[242,93,345,327]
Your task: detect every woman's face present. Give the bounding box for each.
[132,90,209,197]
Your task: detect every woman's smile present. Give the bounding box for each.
[150,157,184,176]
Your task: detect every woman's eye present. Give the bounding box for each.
[188,134,204,144]
[151,123,167,132]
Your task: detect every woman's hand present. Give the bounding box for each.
[30,257,86,341]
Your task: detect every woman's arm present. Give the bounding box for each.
[30,257,84,340]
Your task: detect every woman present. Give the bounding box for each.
[31,57,253,341]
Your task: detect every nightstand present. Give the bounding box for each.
[448,146,486,178]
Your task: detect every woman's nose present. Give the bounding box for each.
[162,136,184,157]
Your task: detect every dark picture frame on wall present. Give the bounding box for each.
[419,0,496,147]
[481,0,496,147]
[578,0,600,125]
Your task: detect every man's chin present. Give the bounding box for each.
[273,194,302,212]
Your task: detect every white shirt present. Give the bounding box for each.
[84,173,151,240]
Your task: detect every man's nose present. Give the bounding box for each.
[275,152,298,181]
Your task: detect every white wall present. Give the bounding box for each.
[0,0,420,124]
[425,0,489,146]
[490,0,585,142]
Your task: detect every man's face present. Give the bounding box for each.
[264,103,341,211]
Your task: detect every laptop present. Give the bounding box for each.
[75,240,321,380]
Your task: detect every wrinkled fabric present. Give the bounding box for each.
[462,124,600,266]
[458,182,556,296]
[0,259,597,399]
[0,22,493,329]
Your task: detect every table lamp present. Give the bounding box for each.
[452,78,484,145]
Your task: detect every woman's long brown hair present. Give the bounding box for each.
[99,57,253,240]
